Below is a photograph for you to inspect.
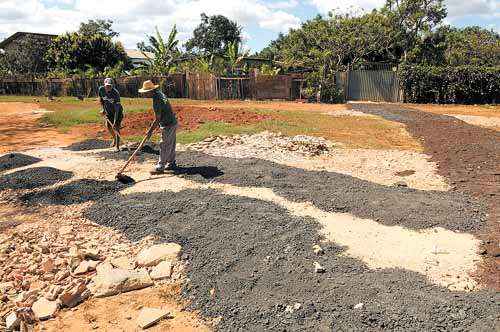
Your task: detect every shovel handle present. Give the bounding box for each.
[117,120,157,175]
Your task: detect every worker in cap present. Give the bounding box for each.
[98,78,123,151]
[138,80,178,174]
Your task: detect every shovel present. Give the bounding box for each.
[115,120,157,184]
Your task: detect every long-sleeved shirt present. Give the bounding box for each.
[152,90,177,127]
[98,86,121,113]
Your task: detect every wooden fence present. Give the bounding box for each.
[0,70,402,102]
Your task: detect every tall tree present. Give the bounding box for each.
[78,19,119,38]
[185,13,242,55]
[382,0,447,62]
[46,32,130,73]
[0,35,51,75]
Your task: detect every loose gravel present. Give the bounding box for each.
[65,139,111,151]
[92,149,486,232]
[20,179,127,206]
[0,153,42,172]
[171,151,487,233]
[0,167,73,191]
[84,188,500,331]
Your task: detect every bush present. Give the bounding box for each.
[399,65,500,104]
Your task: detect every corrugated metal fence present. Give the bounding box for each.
[336,70,401,102]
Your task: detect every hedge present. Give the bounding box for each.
[398,65,500,104]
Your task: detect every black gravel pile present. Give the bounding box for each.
[84,188,500,331]
[21,179,126,206]
[0,167,73,191]
[0,153,42,172]
[173,151,487,233]
[65,139,111,151]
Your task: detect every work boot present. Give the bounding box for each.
[165,161,178,171]
[150,163,165,175]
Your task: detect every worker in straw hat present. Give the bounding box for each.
[139,80,178,174]
[98,78,123,151]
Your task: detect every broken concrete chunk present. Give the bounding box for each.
[150,261,173,280]
[6,311,20,330]
[74,260,99,275]
[137,307,170,329]
[136,243,182,267]
[90,268,153,298]
[110,256,134,270]
[313,261,325,273]
[59,282,90,308]
[32,297,58,320]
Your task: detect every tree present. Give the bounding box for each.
[46,32,130,73]
[185,13,242,55]
[0,35,51,75]
[137,25,180,75]
[258,33,287,60]
[443,26,500,66]
[78,19,119,38]
[382,0,447,62]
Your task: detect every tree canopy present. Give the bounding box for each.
[78,19,119,38]
[46,32,130,73]
[185,13,242,55]
[0,35,51,75]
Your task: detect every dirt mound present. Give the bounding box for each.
[0,153,42,172]
[118,106,273,136]
[21,179,126,206]
[84,188,499,331]
[65,139,111,151]
[0,167,73,191]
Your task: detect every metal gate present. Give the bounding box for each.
[336,70,401,102]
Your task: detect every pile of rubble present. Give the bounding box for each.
[0,220,182,331]
[186,131,335,160]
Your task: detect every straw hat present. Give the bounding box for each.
[138,80,159,93]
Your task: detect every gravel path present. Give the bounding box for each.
[84,188,499,331]
[351,103,500,288]
[65,139,111,151]
[0,167,73,191]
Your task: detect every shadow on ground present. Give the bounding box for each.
[83,187,499,331]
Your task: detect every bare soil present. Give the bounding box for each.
[0,103,79,153]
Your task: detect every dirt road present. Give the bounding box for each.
[0,102,78,153]
[352,103,500,289]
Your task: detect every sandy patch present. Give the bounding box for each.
[187,133,449,191]
[445,114,500,129]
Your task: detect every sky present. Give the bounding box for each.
[0,0,499,52]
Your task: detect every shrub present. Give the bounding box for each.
[399,65,500,104]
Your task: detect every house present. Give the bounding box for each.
[125,49,154,68]
[0,32,57,52]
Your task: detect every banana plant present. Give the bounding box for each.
[141,25,180,75]
[225,41,249,76]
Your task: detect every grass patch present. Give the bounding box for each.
[177,122,259,144]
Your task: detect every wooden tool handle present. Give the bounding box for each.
[117,120,157,174]
[104,117,123,140]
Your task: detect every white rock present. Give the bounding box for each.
[5,311,19,330]
[137,307,170,329]
[90,267,153,298]
[59,226,73,236]
[150,261,173,280]
[74,260,99,275]
[136,243,182,267]
[312,244,324,255]
[313,261,325,273]
[32,297,58,320]
[354,303,364,310]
